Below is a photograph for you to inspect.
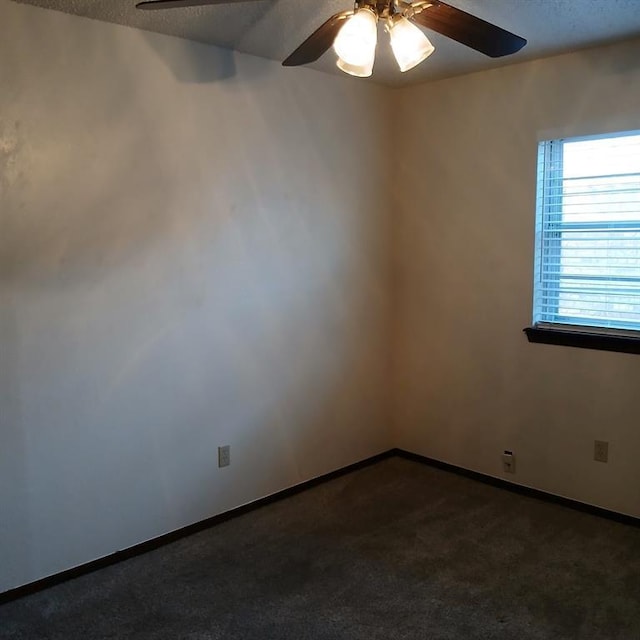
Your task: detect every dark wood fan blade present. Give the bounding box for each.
[282,10,353,67]
[136,0,265,9]
[409,1,526,58]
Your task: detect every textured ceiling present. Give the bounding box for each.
[13,0,640,86]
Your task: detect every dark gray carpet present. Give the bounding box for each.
[2,457,640,639]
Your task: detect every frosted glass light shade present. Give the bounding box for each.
[336,56,374,78]
[333,8,377,72]
[389,16,435,72]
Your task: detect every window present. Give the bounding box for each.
[527,130,640,353]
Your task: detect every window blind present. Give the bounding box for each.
[533,131,640,333]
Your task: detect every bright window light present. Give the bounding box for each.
[533,130,640,334]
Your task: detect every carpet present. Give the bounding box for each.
[2,457,640,639]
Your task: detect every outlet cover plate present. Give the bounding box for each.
[502,450,515,474]
[218,445,231,468]
[594,440,608,463]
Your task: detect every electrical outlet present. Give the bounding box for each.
[594,440,608,463]
[218,445,231,468]
[502,450,515,474]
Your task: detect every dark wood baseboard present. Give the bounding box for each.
[0,450,394,605]
[3,447,638,605]
[393,448,640,528]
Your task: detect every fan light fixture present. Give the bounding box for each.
[333,7,378,77]
[136,0,528,79]
[333,4,435,77]
[387,14,435,72]
[336,57,375,78]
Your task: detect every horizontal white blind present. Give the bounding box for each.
[533,131,640,331]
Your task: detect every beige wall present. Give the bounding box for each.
[0,0,392,592]
[393,38,640,518]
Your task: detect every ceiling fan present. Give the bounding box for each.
[135,0,527,77]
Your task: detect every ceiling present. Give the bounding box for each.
[13,0,640,86]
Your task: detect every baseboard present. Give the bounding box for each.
[4,446,638,605]
[393,448,640,528]
[0,449,394,605]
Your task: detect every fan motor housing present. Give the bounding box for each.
[356,0,435,19]
[356,0,393,18]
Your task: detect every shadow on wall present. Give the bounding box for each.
[583,36,640,75]
[0,292,31,591]
[0,114,174,289]
[0,10,275,288]
[130,0,338,85]
[12,0,293,85]
[141,30,239,83]
[1,0,390,591]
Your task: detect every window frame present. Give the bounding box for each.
[526,129,640,354]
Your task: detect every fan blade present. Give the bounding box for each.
[409,1,526,58]
[136,0,264,9]
[283,10,353,67]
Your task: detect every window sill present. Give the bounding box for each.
[523,326,640,355]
